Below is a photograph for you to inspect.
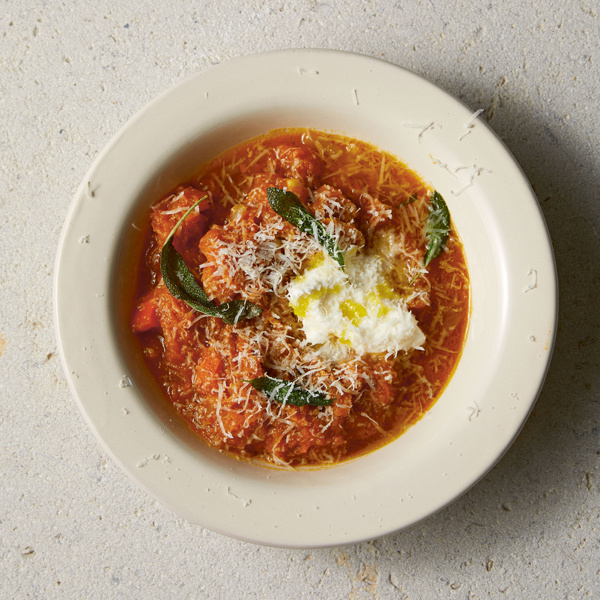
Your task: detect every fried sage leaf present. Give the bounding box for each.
[248,376,333,407]
[160,198,262,325]
[423,191,450,267]
[267,187,345,270]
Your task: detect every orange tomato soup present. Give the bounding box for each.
[131,129,470,467]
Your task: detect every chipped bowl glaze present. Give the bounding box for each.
[53,49,557,548]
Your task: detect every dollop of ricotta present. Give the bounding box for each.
[287,252,425,359]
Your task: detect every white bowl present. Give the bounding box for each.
[54,49,557,548]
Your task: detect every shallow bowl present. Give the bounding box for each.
[54,49,557,548]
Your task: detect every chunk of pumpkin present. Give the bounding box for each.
[131,291,160,333]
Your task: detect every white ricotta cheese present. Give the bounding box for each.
[287,251,425,359]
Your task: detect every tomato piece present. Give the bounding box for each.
[150,186,211,249]
[131,292,160,333]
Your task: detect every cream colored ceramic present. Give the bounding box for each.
[54,49,557,547]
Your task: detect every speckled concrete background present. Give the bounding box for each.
[1,0,599,598]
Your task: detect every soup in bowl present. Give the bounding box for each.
[55,50,556,547]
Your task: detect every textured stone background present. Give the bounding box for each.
[1,1,599,598]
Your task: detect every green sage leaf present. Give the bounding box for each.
[423,191,450,267]
[248,376,333,407]
[160,198,262,325]
[267,187,345,270]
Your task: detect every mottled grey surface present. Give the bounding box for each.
[1,1,599,598]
